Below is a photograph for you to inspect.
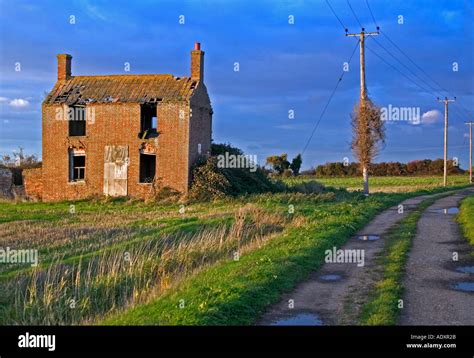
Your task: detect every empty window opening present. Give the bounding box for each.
[69,150,86,182]
[68,105,86,136]
[139,153,156,183]
[140,103,158,139]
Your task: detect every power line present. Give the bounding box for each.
[302,39,360,155]
[371,37,446,98]
[380,30,449,93]
[365,42,468,127]
[456,135,468,163]
[364,42,434,95]
[346,0,363,29]
[369,38,468,124]
[325,0,347,32]
[326,1,472,119]
[365,0,379,29]
[379,29,473,118]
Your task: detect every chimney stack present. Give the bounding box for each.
[191,42,204,82]
[57,54,72,81]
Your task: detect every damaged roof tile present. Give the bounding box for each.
[44,74,198,105]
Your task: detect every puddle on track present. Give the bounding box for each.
[319,274,342,282]
[357,235,380,241]
[456,266,474,274]
[451,282,474,292]
[430,207,459,214]
[270,313,323,326]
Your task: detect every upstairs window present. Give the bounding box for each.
[69,150,86,182]
[139,103,158,139]
[68,105,86,136]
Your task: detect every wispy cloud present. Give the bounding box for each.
[9,98,30,108]
[421,109,442,125]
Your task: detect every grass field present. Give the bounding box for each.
[283,175,471,192]
[0,177,471,325]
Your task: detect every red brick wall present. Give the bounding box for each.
[23,168,43,200]
[42,96,210,201]
[156,101,190,193]
[189,84,213,176]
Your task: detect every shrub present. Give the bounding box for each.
[290,180,326,194]
[189,144,283,200]
[188,157,232,201]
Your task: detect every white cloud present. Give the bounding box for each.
[9,98,29,108]
[0,97,8,102]
[421,109,442,124]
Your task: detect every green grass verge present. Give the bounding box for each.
[459,194,474,246]
[358,194,449,325]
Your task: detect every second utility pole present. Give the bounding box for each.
[346,28,379,195]
[437,97,456,186]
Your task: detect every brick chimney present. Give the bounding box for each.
[57,54,72,81]
[191,42,204,82]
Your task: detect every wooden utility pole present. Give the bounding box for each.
[466,121,474,184]
[346,28,379,100]
[346,28,379,194]
[437,97,456,186]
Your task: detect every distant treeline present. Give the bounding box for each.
[304,159,465,177]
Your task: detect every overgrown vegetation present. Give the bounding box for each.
[351,98,385,194]
[188,143,283,201]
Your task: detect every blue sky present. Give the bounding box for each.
[0,0,473,169]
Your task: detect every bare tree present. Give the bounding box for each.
[0,147,41,169]
[351,98,385,195]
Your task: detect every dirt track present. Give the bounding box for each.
[399,190,474,325]
[258,193,434,325]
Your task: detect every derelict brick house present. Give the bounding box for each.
[40,43,212,201]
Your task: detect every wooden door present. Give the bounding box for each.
[103,145,128,196]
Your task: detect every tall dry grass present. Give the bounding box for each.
[2,205,291,325]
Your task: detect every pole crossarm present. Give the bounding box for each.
[345,31,379,37]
